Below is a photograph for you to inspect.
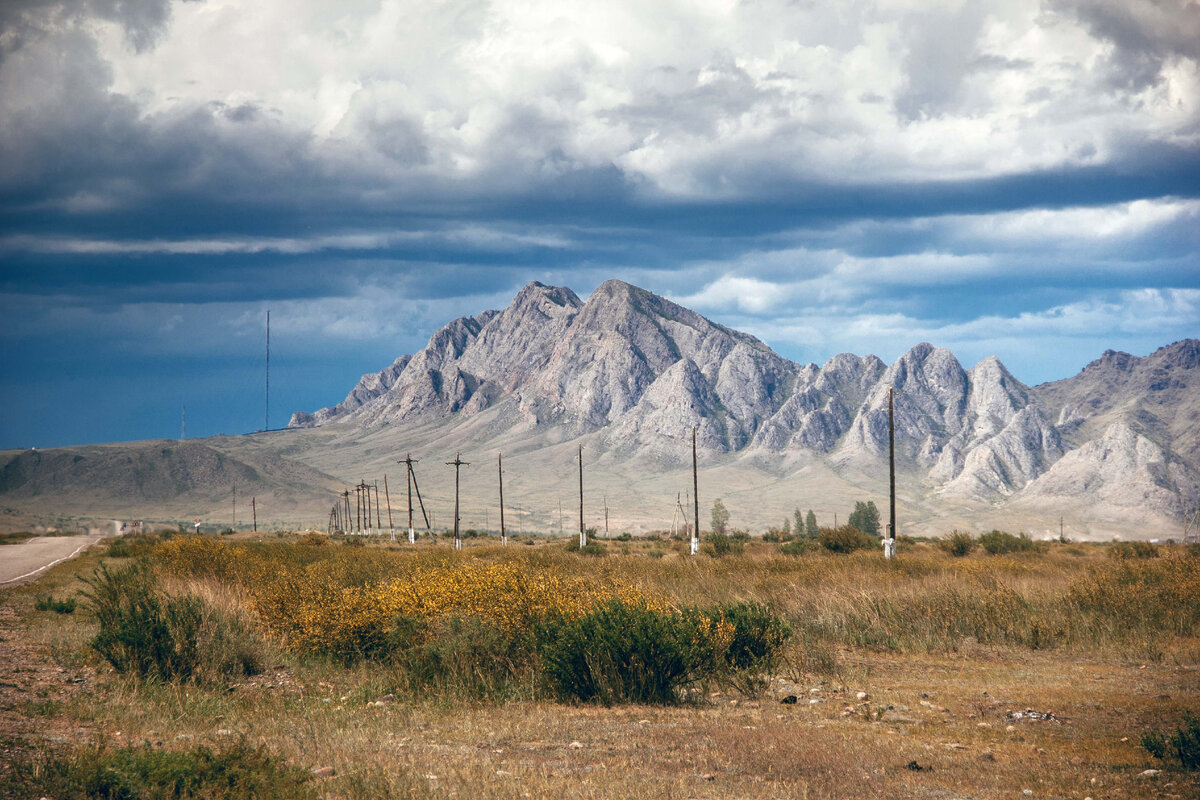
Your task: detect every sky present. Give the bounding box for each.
[1,0,1198,449]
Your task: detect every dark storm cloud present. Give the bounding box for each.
[1053,0,1200,90]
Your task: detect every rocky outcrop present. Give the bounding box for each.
[287,282,1199,520]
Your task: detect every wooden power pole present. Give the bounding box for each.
[447,453,469,550]
[498,452,507,546]
[578,444,586,548]
[383,474,394,540]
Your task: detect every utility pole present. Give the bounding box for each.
[498,452,507,546]
[374,480,382,532]
[355,484,362,532]
[343,489,351,533]
[885,386,897,560]
[232,484,237,531]
[252,497,257,533]
[604,494,609,538]
[447,453,469,551]
[400,454,430,544]
[578,444,587,548]
[384,474,394,540]
[691,427,700,556]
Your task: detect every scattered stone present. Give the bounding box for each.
[638,719,651,725]
[905,761,929,771]
[977,750,996,762]
[568,741,584,749]
[780,695,798,705]
[310,766,335,778]
[1139,769,1161,779]
[1022,790,1034,797]
[856,691,869,701]
[215,729,232,736]
[808,699,820,705]
[977,722,991,728]
[1006,709,1062,723]
[699,773,717,781]
[1005,725,1017,732]
[945,742,968,750]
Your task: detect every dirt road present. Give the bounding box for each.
[0,534,106,587]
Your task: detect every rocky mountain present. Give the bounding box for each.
[288,281,1200,527]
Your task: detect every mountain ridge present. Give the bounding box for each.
[288,280,1200,527]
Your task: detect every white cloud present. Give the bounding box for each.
[673,275,787,313]
[0,226,572,255]
[52,0,1195,198]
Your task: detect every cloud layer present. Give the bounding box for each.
[1,0,1197,447]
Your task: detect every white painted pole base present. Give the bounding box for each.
[883,538,896,559]
[690,537,699,555]
[454,538,462,551]
[408,527,415,545]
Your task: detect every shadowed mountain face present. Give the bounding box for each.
[290,281,1200,525]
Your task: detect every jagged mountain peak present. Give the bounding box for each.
[284,281,1196,527]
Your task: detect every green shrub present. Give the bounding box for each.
[387,616,532,701]
[780,539,810,556]
[104,532,164,559]
[615,532,633,541]
[819,525,876,554]
[1141,713,1200,770]
[717,602,791,674]
[537,601,717,705]
[35,594,77,614]
[979,530,1038,555]
[2,740,315,799]
[80,562,263,684]
[535,600,790,705]
[564,539,607,555]
[940,530,976,557]
[1109,541,1159,559]
[704,531,743,558]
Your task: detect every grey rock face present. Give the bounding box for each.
[287,283,1198,519]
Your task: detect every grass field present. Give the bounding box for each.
[1,530,1197,799]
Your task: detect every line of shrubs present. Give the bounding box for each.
[80,560,791,706]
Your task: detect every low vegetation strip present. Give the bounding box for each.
[3,530,1198,800]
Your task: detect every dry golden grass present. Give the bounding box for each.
[4,535,1198,799]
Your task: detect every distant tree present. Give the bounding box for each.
[782,518,791,536]
[711,499,730,536]
[805,509,818,538]
[848,501,881,537]
[793,508,804,536]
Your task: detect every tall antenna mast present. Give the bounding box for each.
[885,386,897,559]
[264,309,270,432]
[691,426,700,556]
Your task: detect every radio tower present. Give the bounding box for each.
[264,310,270,432]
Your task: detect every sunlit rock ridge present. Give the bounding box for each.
[290,280,1200,521]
